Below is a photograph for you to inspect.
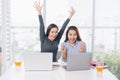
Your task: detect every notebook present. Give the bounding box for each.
[65,52,92,71]
[23,52,53,71]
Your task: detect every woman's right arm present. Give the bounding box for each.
[61,44,67,61]
[33,1,45,42]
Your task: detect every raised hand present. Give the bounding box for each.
[68,7,75,19]
[61,45,67,60]
[80,45,85,53]
[61,45,66,54]
[33,1,43,15]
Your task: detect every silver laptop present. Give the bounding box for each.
[65,53,92,71]
[23,52,53,71]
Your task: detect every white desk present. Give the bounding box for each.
[0,63,118,80]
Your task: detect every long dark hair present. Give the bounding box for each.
[46,24,58,37]
[64,26,82,42]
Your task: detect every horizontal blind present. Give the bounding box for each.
[0,0,1,26]
[1,0,11,74]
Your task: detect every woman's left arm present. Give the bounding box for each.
[79,41,86,53]
[56,7,75,43]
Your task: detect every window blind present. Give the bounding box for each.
[0,0,2,46]
[1,0,11,74]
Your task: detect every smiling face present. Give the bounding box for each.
[64,26,82,44]
[48,27,58,41]
[68,30,77,44]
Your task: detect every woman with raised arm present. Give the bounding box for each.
[33,1,75,62]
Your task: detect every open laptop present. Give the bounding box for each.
[23,52,53,71]
[64,52,92,71]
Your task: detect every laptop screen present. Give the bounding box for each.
[66,53,92,71]
[23,52,53,71]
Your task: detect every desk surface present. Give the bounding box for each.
[0,63,118,80]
